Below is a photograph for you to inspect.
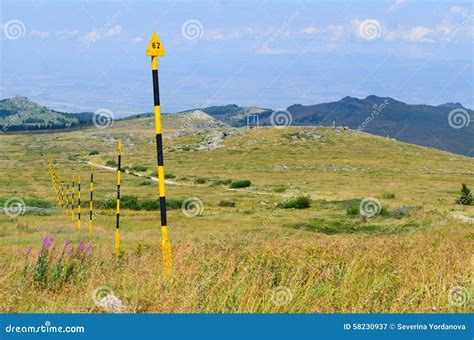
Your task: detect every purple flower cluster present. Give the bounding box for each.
[31,236,92,258]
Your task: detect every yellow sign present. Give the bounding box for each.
[146,32,165,57]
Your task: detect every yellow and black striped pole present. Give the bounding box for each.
[89,164,94,239]
[115,140,122,257]
[146,32,172,276]
[71,176,75,222]
[66,183,70,217]
[77,176,81,230]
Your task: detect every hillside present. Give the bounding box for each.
[199,96,474,157]
[0,96,92,131]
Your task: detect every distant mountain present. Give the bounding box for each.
[0,96,93,131]
[198,96,474,157]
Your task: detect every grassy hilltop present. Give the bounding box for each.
[0,114,473,313]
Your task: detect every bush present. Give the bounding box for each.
[273,185,286,193]
[130,165,147,172]
[120,196,140,210]
[106,160,117,167]
[165,173,176,179]
[277,196,311,209]
[457,183,473,205]
[230,180,251,189]
[89,150,99,156]
[211,179,232,187]
[218,200,235,207]
[141,198,183,210]
[194,178,206,184]
[382,193,396,199]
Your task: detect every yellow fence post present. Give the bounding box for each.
[71,176,75,222]
[89,164,94,239]
[77,176,81,230]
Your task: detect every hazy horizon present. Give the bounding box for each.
[1,0,473,115]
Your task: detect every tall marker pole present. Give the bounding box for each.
[77,176,81,230]
[66,183,70,217]
[71,176,75,222]
[89,164,94,239]
[115,140,122,257]
[146,32,172,277]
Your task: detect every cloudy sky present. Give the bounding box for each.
[1,0,473,115]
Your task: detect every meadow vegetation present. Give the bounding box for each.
[0,116,473,313]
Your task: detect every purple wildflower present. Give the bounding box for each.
[63,240,70,248]
[66,247,73,255]
[42,235,52,248]
[78,240,84,253]
[86,243,92,254]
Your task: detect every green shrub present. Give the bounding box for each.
[211,179,232,187]
[194,178,206,184]
[25,198,53,208]
[130,165,147,172]
[141,198,183,211]
[273,185,286,193]
[218,200,235,207]
[382,192,396,199]
[106,160,117,167]
[277,196,311,209]
[120,196,140,210]
[165,173,176,179]
[456,183,473,205]
[89,150,99,156]
[139,180,151,186]
[230,180,251,189]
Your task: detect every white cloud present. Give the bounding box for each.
[301,26,317,35]
[55,30,79,39]
[30,30,49,39]
[403,26,434,42]
[132,36,143,43]
[206,30,225,40]
[388,0,406,12]
[258,47,290,55]
[103,25,122,37]
[450,5,464,14]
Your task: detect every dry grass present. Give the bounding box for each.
[0,117,473,313]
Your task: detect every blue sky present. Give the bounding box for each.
[1,0,473,116]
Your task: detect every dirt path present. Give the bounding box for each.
[86,161,182,186]
[451,213,474,224]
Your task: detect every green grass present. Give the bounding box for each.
[277,196,311,209]
[1,119,473,313]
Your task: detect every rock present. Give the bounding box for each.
[97,294,124,313]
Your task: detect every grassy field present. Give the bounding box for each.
[0,115,473,313]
